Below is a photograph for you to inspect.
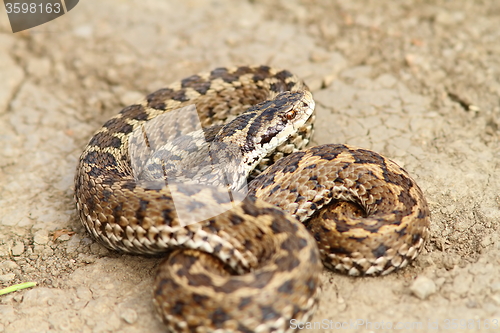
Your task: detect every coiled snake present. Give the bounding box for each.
[74,66,430,332]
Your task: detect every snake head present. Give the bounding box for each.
[258,90,315,143]
[214,90,315,178]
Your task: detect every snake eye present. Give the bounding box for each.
[285,110,296,120]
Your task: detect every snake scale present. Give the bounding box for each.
[74,65,431,333]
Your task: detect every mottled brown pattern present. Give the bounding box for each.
[75,66,320,333]
[248,143,431,276]
[75,66,430,333]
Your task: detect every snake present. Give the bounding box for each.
[74,65,431,333]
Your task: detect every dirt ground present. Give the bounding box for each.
[1,1,499,332]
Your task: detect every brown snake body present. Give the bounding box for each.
[74,66,430,332]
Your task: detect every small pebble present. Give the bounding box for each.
[11,242,25,256]
[121,308,138,324]
[34,230,50,245]
[410,276,436,300]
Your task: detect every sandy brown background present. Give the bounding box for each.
[1,1,499,332]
